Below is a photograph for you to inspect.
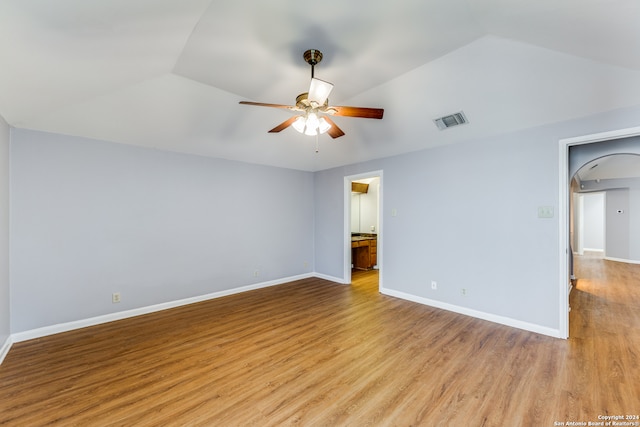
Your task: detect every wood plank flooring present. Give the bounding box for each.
[1,262,639,426]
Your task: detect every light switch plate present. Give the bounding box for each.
[538,206,554,218]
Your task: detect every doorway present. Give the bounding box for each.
[344,171,383,288]
[573,192,605,257]
[559,127,640,338]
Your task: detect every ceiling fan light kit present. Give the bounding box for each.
[292,113,331,136]
[239,49,384,147]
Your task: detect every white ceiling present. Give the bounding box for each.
[2,0,640,171]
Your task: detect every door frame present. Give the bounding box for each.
[558,125,640,338]
[344,170,383,286]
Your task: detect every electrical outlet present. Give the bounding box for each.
[431,281,437,290]
[461,288,467,296]
[253,270,259,277]
[304,261,309,268]
[112,292,121,303]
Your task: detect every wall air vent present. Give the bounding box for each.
[433,111,468,130]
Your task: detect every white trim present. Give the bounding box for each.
[559,125,640,340]
[314,272,348,284]
[604,256,640,265]
[380,287,562,338]
[560,126,640,145]
[583,248,604,253]
[0,335,12,365]
[559,139,571,339]
[343,177,352,284]
[11,273,318,343]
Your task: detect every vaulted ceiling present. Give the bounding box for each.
[1,0,640,171]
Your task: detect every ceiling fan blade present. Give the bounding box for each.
[308,78,334,105]
[322,116,345,139]
[239,101,298,110]
[328,106,384,119]
[268,116,298,133]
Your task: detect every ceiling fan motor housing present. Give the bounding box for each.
[296,92,328,110]
[303,49,323,66]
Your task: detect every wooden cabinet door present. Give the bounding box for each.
[370,239,377,267]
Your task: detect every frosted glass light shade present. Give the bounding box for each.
[292,116,306,133]
[291,113,332,136]
[318,117,331,134]
[308,78,334,105]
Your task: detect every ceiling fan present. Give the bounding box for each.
[239,49,384,139]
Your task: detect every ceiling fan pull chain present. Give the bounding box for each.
[315,133,319,153]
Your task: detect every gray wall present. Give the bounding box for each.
[314,105,640,332]
[580,181,640,262]
[315,129,559,329]
[10,129,315,333]
[606,189,630,260]
[0,115,9,348]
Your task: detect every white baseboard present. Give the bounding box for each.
[379,286,563,339]
[11,273,319,344]
[604,256,640,265]
[313,272,349,284]
[0,335,12,365]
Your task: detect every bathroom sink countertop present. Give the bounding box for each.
[351,234,377,241]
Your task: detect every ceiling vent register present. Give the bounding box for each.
[434,111,468,130]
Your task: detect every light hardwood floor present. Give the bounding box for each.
[1,262,639,426]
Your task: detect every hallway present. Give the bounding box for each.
[571,252,640,337]
[567,253,640,416]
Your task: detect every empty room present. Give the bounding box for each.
[1,1,639,425]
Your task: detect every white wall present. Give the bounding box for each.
[0,115,10,356]
[360,178,379,234]
[314,105,640,335]
[10,129,315,333]
[582,193,604,251]
[350,193,360,233]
